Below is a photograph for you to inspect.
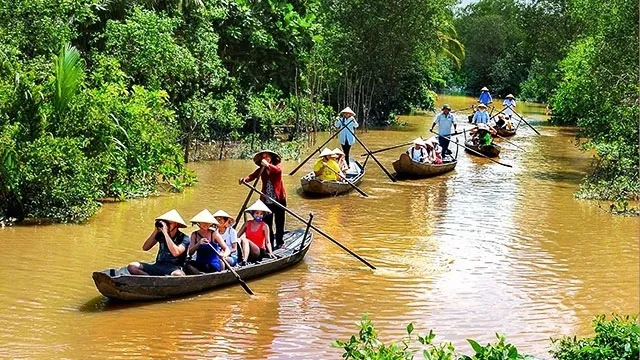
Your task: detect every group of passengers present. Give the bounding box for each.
[406,137,444,164]
[127,200,277,277]
[313,147,350,181]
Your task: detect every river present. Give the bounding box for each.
[0,95,637,359]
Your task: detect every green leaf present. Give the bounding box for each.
[467,339,483,354]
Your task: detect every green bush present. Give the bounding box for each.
[551,315,639,360]
[19,136,100,222]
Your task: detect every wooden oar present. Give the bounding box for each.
[211,245,254,296]
[432,130,512,168]
[492,131,526,151]
[289,120,353,176]
[345,127,397,182]
[321,163,368,197]
[506,105,541,135]
[359,142,413,156]
[234,166,264,228]
[241,181,376,270]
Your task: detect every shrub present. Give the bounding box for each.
[551,315,640,360]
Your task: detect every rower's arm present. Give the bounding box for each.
[142,229,159,251]
[213,232,230,256]
[188,233,199,255]
[243,167,261,183]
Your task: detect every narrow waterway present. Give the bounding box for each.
[0,95,637,359]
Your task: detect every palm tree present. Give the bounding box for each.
[437,22,465,68]
[53,43,84,116]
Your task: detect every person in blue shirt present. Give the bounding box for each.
[472,103,490,124]
[479,87,492,105]
[334,107,358,166]
[429,104,457,158]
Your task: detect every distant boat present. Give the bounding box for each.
[392,153,457,179]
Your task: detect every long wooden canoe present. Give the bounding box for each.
[392,153,457,179]
[465,140,501,158]
[300,159,365,196]
[92,229,313,301]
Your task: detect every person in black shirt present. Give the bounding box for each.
[127,209,191,276]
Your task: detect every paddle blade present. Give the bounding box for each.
[239,280,254,295]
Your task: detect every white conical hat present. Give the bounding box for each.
[481,87,489,91]
[156,209,187,228]
[340,107,355,116]
[477,103,487,108]
[506,94,514,99]
[319,148,335,157]
[245,199,272,214]
[212,210,235,225]
[190,209,219,225]
[332,147,345,156]
[411,137,425,145]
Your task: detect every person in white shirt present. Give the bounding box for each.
[407,138,428,163]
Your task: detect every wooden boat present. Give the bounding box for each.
[300,159,365,196]
[465,140,501,158]
[494,127,516,137]
[92,229,313,301]
[392,153,457,179]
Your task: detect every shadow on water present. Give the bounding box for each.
[530,170,586,184]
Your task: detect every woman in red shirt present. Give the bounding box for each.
[238,200,276,265]
[239,150,287,250]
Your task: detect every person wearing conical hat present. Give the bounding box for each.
[239,149,287,250]
[332,147,349,172]
[429,104,457,160]
[237,200,275,265]
[127,209,191,276]
[503,94,516,119]
[334,107,359,166]
[479,87,492,105]
[406,138,428,163]
[472,103,489,125]
[213,210,239,267]
[185,209,230,274]
[313,148,343,181]
[472,123,494,146]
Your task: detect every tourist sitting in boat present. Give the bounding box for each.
[495,114,506,129]
[213,210,239,267]
[313,148,343,181]
[472,103,489,124]
[238,200,276,266]
[185,209,230,274]
[127,209,191,276]
[479,86,492,105]
[426,138,444,164]
[407,138,428,163]
[472,124,494,146]
[332,147,350,172]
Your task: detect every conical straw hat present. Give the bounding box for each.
[245,199,272,214]
[477,103,487,108]
[411,137,425,145]
[252,149,281,166]
[190,209,219,225]
[156,209,187,228]
[319,148,335,157]
[481,87,489,91]
[506,94,514,99]
[332,148,345,156]
[212,210,235,225]
[340,107,355,116]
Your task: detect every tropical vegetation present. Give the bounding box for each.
[334,314,639,360]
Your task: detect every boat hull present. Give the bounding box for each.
[300,159,365,196]
[465,140,501,158]
[392,153,457,179]
[92,229,312,301]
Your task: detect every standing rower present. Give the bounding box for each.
[472,103,489,125]
[503,94,516,119]
[239,150,287,250]
[430,104,457,159]
[479,86,492,105]
[334,107,358,166]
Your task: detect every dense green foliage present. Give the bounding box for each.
[335,314,639,360]
[454,0,638,205]
[0,0,461,222]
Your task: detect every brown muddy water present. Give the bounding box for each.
[0,95,637,359]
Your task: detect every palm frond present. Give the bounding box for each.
[53,43,84,115]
